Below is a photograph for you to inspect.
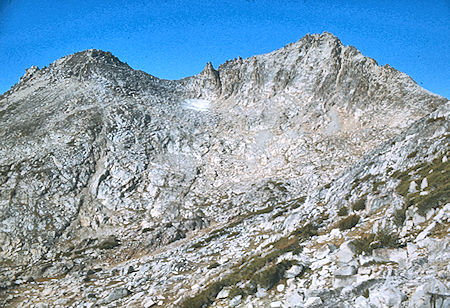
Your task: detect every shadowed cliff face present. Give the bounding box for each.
[0,32,446,271]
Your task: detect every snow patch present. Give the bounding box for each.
[182,99,210,111]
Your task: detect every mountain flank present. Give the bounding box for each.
[0,32,448,307]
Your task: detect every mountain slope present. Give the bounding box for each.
[0,32,448,307]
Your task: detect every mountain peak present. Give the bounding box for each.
[50,48,123,69]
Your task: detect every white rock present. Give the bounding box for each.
[181,99,211,111]
[286,291,303,307]
[216,287,230,299]
[330,228,341,238]
[277,284,285,292]
[408,181,418,193]
[413,213,426,225]
[354,295,370,308]
[304,296,323,307]
[406,243,418,257]
[405,219,414,230]
[358,267,371,275]
[341,286,354,297]
[356,274,371,284]
[129,291,145,301]
[359,254,375,266]
[420,178,428,190]
[416,221,436,241]
[314,244,331,259]
[426,208,435,220]
[142,297,156,308]
[255,287,268,298]
[270,301,282,308]
[310,257,331,270]
[336,241,356,263]
[286,278,295,287]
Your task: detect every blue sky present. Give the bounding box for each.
[1,0,449,97]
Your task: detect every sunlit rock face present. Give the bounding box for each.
[0,33,448,308]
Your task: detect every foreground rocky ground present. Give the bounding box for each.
[0,33,448,307]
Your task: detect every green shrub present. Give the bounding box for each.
[290,196,307,210]
[180,220,319,307]
[292,223,318,239]
[352,198,366,211]
[372,181,386,192]
[415,181,450,215]
[337,207,348,216]
[375,229,400,249]
[251,261,292,290]
[97,236,119,250]
[393,207,407,226]
[352,233,375,255]
[182,279,229,308]
[394,154,449,215]
[337,214,360,231]
[352,229,400,255]
[406,151,418,159]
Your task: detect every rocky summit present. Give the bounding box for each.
[0,32,448,308]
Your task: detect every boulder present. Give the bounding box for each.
[336,241,357,263]
[409,278,449,308]
[354,295,370,308]
[334,265,357,277]
[314,244,334,259]
[216,287,230,299]
[286,291,304,308]
[104,287,131,303]
[285,264,304,278]
[369,286,404,308]
[304,296,323,307]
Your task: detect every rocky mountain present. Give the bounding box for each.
[0,32,448,307]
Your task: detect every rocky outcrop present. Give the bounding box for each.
[0,32,448,307]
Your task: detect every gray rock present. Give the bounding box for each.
[409,278,449,308]
[287,291,304,307]
[372,248,407,265]
[304,296,323,308]
[333,275,357,289]
[334,265,357,277]
[369,286,404,308]
[104,287,131,303]
[229,295,242,307]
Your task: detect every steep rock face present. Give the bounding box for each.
[1,91,448,308]
[0,32,446,273]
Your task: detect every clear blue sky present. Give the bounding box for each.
[1,0,449,98]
